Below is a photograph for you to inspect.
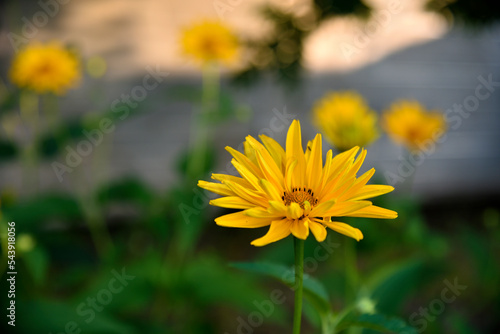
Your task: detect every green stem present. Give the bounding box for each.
[43,93,60,130]
[404,147,417,194]
[19,91,39,195]
[293,237,304,334]
[187,62,219,178]
[73,164,113,262]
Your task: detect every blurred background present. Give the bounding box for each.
[0,0,499,333]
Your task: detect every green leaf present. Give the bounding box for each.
[1,193,82,232]
[447,311,478,334]
[95,177,155,208]
[0,138,18,162]
[231,261,331,315]
[364,258,427,314]
[184,257,272,308]
[166,180,211,254]
[22,246,49,285]
[335,312,418,334]
[16,300,135,334]
[37,119,87,158]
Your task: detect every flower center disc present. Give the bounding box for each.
[282,187,318,209]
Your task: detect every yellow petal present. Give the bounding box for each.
[246,207,283,219]
[331,151,367,197]
[290,219,309,239]
[309,200,336,217]
[323,200,372,217]
[210,196,255,209]
[251,218,292,246]
[243,140,258,166]
[198,180,234,197]
[287,202,304,220]
[226,146,263,179]
[327,146,359,182]
[285,159,297,192]
[303,200,312,215]
[211,173,251,188]
[305,140,312,161]
[259,134,286,172]
[320,153,356,200]
[323,221,363,241]
[309,220,327,242]
[306,133,323,191]
[232,159,262,192]
[286,120,306,187]
[215,211,272,228]
[320,149,333,190]
[338,168,375,201]
[349,205,398,219]
[255,150,284,191]
[268,200,287,216]
[224,179,268,207]
[245,135,282,175]
[345,185,394,201]
[343,149,367,182]
[260,179,282,202]
[246,136,284,188]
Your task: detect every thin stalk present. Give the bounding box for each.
[186,62,219,178]
[19,91,39,195]
[293,237,304,334]
[74,165,114,261]
[404,147,417,194]
[43,93,60,130]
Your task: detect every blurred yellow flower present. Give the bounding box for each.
[181,20,239,65]
[9,42,80,95]
[382,100,446,151]
[313,91,379,152]
[198,120,397,247]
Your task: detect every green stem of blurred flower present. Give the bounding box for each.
[404,148,417,194]
[187,62,219,178]
[43,93,60,130]
[83,197,114,261]
[293,237,304,334]
[20,91,39,195]
[74,163,114,261]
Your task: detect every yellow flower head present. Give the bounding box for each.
[181,20,239,65]
[198,120,397,247]
[382,100,446,151]
[9,42,81,95]
[313,91,379,152]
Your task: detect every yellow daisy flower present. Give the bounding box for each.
[198,120,397,247]
[9,42,80,95]
[382,100,446,151]
[181,20,239,64]
[313,91,379,152]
